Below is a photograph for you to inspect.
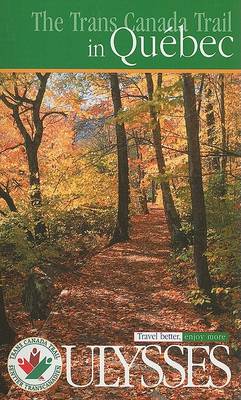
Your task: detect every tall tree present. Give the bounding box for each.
[219,74,228,195]
[145,73,187,249]
[205,83,220,172]
[182,73,212,294]
[109,73,129,244]
[132,131,149,215]
[0,74,65,242]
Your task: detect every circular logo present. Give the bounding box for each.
[8,337,62,392]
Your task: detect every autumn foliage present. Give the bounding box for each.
[0,72,240,398]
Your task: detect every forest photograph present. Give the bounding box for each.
[0,72,240,399]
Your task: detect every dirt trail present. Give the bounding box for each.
[8,206,239,400]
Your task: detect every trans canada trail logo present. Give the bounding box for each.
[8,337,62,392]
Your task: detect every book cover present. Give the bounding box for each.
[0,1,240,399]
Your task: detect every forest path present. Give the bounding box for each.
[9,206,235,400]
[47,205,207,345]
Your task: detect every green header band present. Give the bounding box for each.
[0,0,240,70]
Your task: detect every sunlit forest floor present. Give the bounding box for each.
[2,206,240,399]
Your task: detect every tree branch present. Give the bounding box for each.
[122,93,148,100]
[0,143,24,155]
[33,73,51,148]
[41,111,67,122]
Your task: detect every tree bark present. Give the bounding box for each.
[25,139,46,241]
[205,86,220,172]
[151,180,157,204]
[219,74,228,196]
[0,273,15,345]
[109,73,129,244]
[182,74,212,294]
[133,133,149,215]
[145,73,188,249]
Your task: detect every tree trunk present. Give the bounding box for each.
[109,73,129,244]
[205,87,220,172]
[145,73,188,249]
[151,180,157,203]
[133,134,149,215]
[219,74,228,196]
[182,74,212,294]
[26,140,46,242]
[0,273,15,345]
